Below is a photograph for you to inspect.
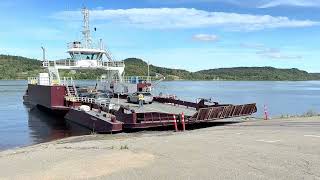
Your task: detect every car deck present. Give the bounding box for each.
[110,98,197,116]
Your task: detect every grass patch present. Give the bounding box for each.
[120,145,129,150]
[301,110,320,117]
[279,109,320,119]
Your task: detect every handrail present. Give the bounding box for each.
[28,76,60,86]
[136,112,176,123]
[42,61,55,67]
[112,76,160,84]
[62,77,78,96]
[65,96,96,103]
[43,60,124,68]
[102,61,125,67]
[28,77,38,84]
[67,42,104,50]
[65,96,111,108]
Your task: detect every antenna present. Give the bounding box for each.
[99,38,103,50]
[81,7,92,48]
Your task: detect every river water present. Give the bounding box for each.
[0,80,319,150]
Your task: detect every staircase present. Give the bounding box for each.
[63,77,78,97]
[67,85,77,97]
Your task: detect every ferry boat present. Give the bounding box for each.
[24,8,257,133]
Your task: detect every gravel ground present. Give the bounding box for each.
[0,116,320,180]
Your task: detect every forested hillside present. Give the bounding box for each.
[196,67,313,81]
[0,55,42,79]
[124,58,319,81]
[0,55,319,81]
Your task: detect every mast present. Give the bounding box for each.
[81,7,91,48]
[41,47,46,61]
[147,61,150,82]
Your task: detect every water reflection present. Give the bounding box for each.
[27,106,90,145]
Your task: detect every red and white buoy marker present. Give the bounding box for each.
[181,112,186,131]
[264,105,269,120]
[173,115,178,132]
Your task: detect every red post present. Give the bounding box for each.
[132,112,137,124]
[111,116,116,123]
[181,112,185,131]
[173,115,178,132]
[264,105,269,120]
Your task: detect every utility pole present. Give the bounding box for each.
[41,47,46,61]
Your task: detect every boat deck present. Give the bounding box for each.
[64,108,123,133]
[110,98,197,116]
[86,109,112,120]
[62,97,257,132]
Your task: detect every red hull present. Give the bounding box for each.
[25,84,123,132]
[26,84,68,115]
[65,109,123,133]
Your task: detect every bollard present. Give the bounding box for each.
[264,105,269,120]
[181,112,186,131]
[173,115,178,132]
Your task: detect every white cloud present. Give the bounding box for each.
[256,48,302,59]
[147,0,239,4]
[193,34,219,41]
[148,0,320,8]
[52,8,318,31]
[242,43,302,59]
[259,0,320,8]
[240,43,265,49]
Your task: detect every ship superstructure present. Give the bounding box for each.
[41,8,124,89]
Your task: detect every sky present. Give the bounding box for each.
[0,0,319,72]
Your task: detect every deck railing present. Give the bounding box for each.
[65,96,111,107]
[136,112,177,123]
[27,77,60,86]
[101,61,125,67]
[65,96,96,103]
[27,77,38,85]
[67,42,103,50]
[111,76,155,84]
[42,60,124,68]
[61,77,77,87]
